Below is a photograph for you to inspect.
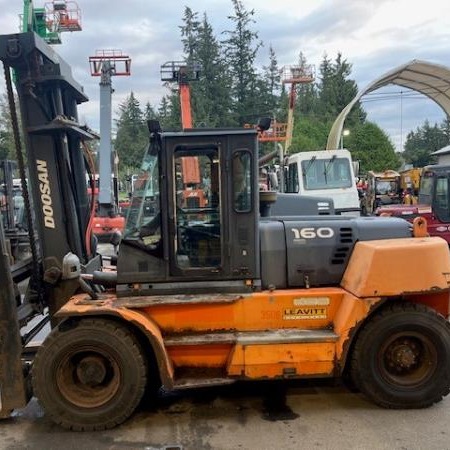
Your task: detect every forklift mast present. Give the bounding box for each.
[0,32,99,310]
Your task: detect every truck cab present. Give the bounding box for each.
[285,149,360,215]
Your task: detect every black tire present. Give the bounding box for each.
[32,318,148,431]
[350,302,450,409]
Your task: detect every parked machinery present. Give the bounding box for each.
[377,165,450,243]
[360,169,402,215]
[1,32,450,431]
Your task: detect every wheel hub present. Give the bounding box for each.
[386,339,420,372]
[392,344,416,369]
[76,356,108,387]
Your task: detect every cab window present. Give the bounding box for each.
[233,150,252,212]
[434,177,450,222]
[174,148,221,268]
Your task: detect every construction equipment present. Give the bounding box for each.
[88,50,131,239]
[21,0,81,44]
[376,165,450,243]
[360,169,402,215]
[285,149,360,215]
[2,32,450,431]
[400,167,423,196]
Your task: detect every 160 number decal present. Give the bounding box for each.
[291,227,334,239]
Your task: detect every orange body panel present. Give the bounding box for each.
[55,288,369,384]
[139,288,344,332]
[233,343,335,378]
[168,344,232,368]
[57,263,450,386]
[342,237,450,297]
[333,293,382,360]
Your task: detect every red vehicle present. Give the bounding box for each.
[87,174,125,241]
[376,165,450,244]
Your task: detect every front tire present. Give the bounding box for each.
[350,302,450,408]
[32,318,148,431]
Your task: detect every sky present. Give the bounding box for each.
[0,0,449,151]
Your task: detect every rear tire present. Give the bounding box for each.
[350,302,450,408]
[32,318,148,430]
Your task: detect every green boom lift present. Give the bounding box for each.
[20,0,81,44]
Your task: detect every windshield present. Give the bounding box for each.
[375,180,399,195]
[124,141,161,245]
[301,157,352,190]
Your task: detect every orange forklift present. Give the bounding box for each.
[1,32,450,431]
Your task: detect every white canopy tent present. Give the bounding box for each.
[326,60,450,150]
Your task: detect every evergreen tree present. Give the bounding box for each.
[222,0,262,125]
[259,45,281,118]
[402,119,450,167]
[143,102,158,122]
[295,51,317,117]
[441,117,450,144]
[157,93,181,130]
[114,92,147,169]
[316,53,334,120]
[192,13,233,127]
[179,7,200,62]
[157,96,171,126]
[317,53,365,125]
[169,8,232,128]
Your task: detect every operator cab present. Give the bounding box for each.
[116,124,260,296]
[419,166,450,223]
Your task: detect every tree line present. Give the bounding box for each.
[0,0,449,178]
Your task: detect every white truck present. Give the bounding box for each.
[284,149,360,215]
